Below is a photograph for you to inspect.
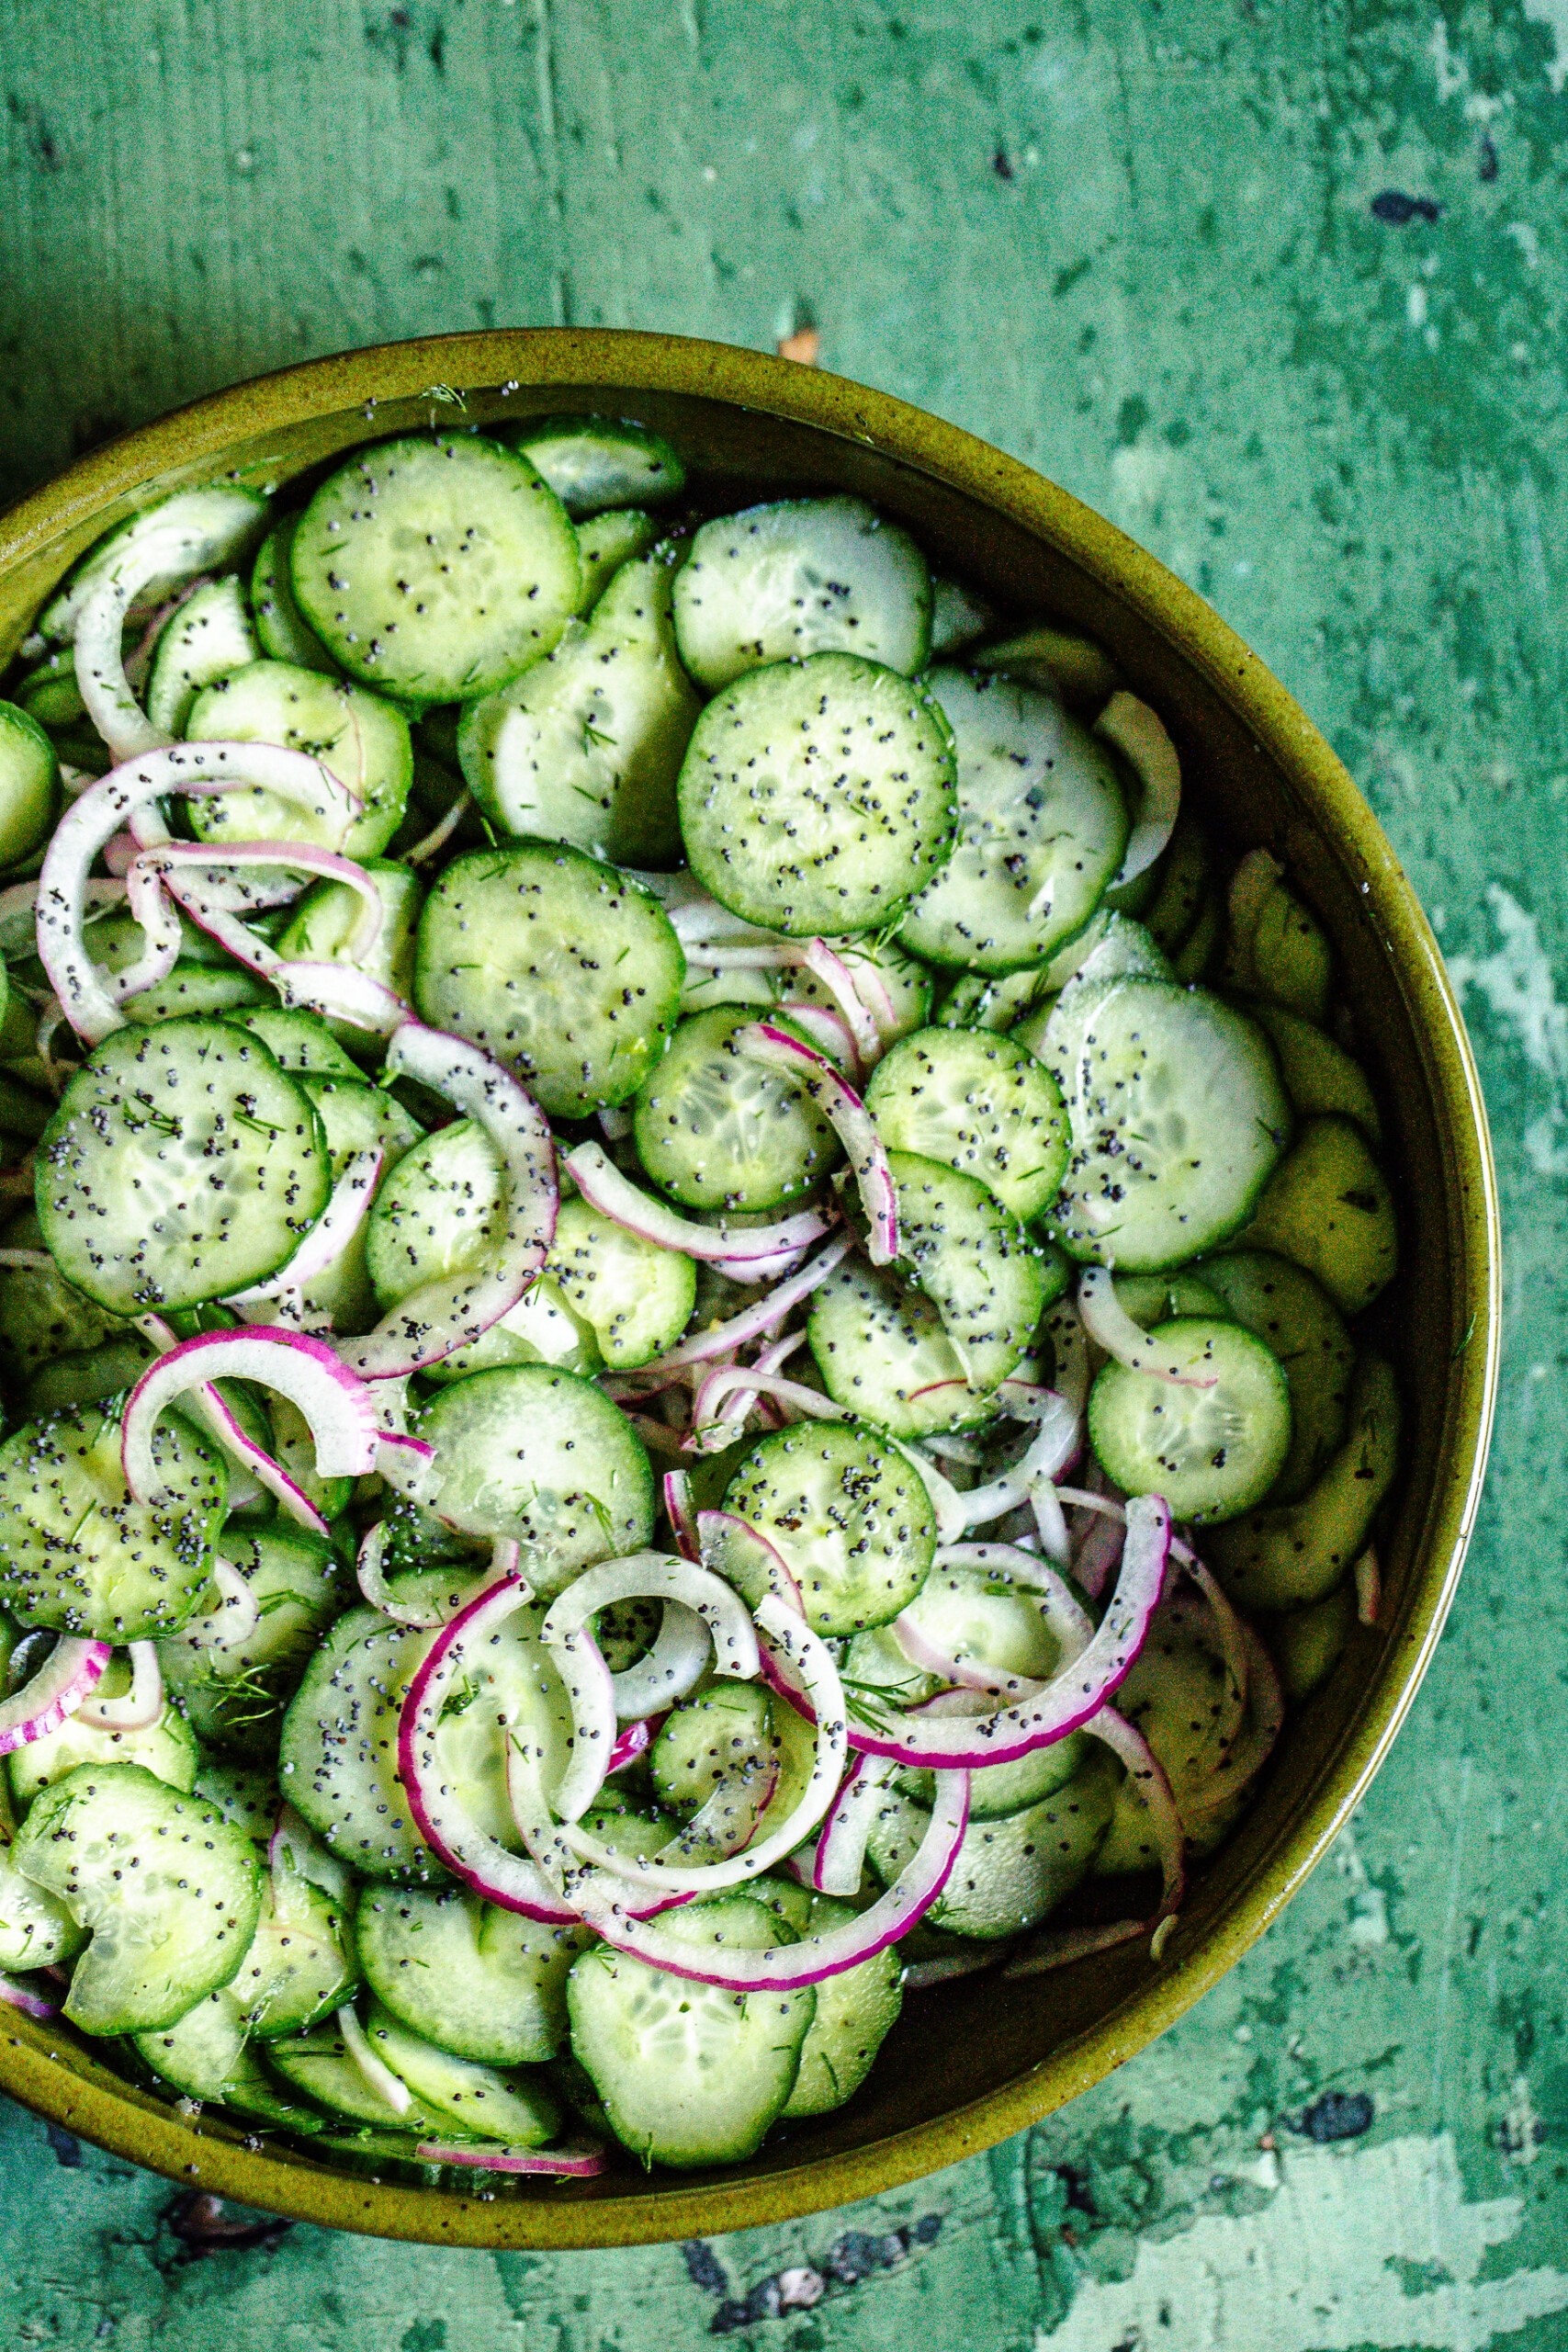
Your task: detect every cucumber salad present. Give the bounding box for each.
[0,414,1401,2184]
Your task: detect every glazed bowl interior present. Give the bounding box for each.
[0,331,1499,2248]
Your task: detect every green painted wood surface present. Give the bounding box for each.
[0,3,1564,2343]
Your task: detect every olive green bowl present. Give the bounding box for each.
[0,330,1499,2248]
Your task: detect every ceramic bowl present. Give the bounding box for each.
[0,330,1500,2247]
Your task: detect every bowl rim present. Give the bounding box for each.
[0,326,1501,2248]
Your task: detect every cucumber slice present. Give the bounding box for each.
[807,1254,996,1437]
[290,434,581,703]
[0,1840,85,1970]
[366,1998,559,2144]
[300,1074,423,1178]
[186,661,412,862]
[867,1747,1120,1939]
[673,497,931,691]
[226,1868,359,2038]
[355,1883,591,2066]
[722,1420,935,1636]
[14,651,85,731]
[1227,870,1332,1022]
[236,1008,363,1081]
[574,509,660,613]
[567,1894,816,2167]
[1198,1250,1354,1503]
[144,576,258,736]
[0,1211,127,1380]
[416,1366,655,1596]
[158,1523,346,1759]
[124,963,274,1023]
[1039,978,1291,1271]
[649,1684,779,1818]
[280,1589,574,1879]
[678,653,958,937]
[632,1004,842,1212]
[1208,1354,1400,1612]
[8,1654,198,1814]
[898,670,1128,974]
[1141,811,1213,959]
[38,1017,332,1315]
[974,624,1119,705]
[38,486,268,644]
[263,2020,450,2132]
[0,702,59,870]
[755,1882,903,2118]
[251,516,338,674]
[1247,1003,1382,1147]
[1240,1114,1397,1316]
[414,841,684,1118]
[13,1761,263,2034]
[1088,1317,1292,1524]
[0,1399,225,1639]
[458,544,700,867]
[134,1991,327,2129]
[1111,1271,1230,1327]
[882,1150,1046,1394]
[1269,1581,1358,1702]
[548,1196,695,1369]
[864,1026,1069,1222]
[507,415,686,517]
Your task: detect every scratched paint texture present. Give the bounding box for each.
[0,1,1565,2343]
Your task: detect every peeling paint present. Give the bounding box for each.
[1447,886,1568,1174]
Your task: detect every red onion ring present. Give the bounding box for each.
[355,1520,449,1630]
[685,1366,848,1453]
[1355,1545,1381,1626]
[1077,1268,1219,1389]
[0,1972,59,2019]
[415,2140,609,2177]
[661,1470,701,1560]
[133,1312,326,1533]
[74,1640,164,1732]
[225,1149,385,1315]
[563,1142,834,1269]
[123,1329,380,1520]
[540,1552,760,1694]
[0,1636,109,1755]
[636,1233,854,1376]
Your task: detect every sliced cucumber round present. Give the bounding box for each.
[12,1760,263,2035]
[1040,978,1291,1270]
[0,702,60,871]
[866,1747,1120,1939]
[548,1195,695,1369]
[366,1997,560,2144]
[186,660,412,861]
[0,1840,85,1971]
[678,652,958,938]
[416,1366,655,1597]
[0,1399,225,1639]
[884,1150,1047,1396]
[144,575,257,737]
[414,840,684,1118]
[864,1026,1069,1222]
[38,1017,332,1315]
[756,1879,903,2118]
[807,1254,996,1437]
[722,1420,935,1636]
[158,1522,346,1759]
[290,434,581,703]
[355,1883,591,2067]
[898,669,1128,973]
[632,1004,842,1212]
[506,414,686,517]
[1199,1249,1354,1503]
[251,515,339,674]
[1240,1114,1397,1317]
[1089,1317,1292,1524]
[135,1992,327,2130]
[567,1893,816,2168]
[672,497,931,691]
[8,1653,198,1814]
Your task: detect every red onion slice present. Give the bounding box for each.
[1087,1703,1186,1920]
[601,1602,709,1720]
[892,1442,970,1546]
[404,791,474,867]
[902,1948,1005,1990]
[414,2140,609,2177]
[736,1023,897,1265]
[1355,1544,1381,1626]
[74,1641,164,1732]
[36,743,359,1046]
[931,1390,1080,1533]
[275,962,410,1038]
[397,1566,585,1925]
[554,1599,844,1896]
[133,1312,327,1534]
[661,1470,701,1560]
[813,1753,897,1896]
[0,1635,109,1755]
[339,1022,557,1381]
[375,1430,441,1509]
[1096,693,1182,888]
[701,1329,806,1438]
[784,1493,1169,1770]
[637,1233,854,1376]
[1077,1269,1219,1389]
[547,1626,620,1825]
[563,1142,834,1267]
[540,1552,760,1690]
[511,1749,970,1992]
[123,1329,381,1521]
[654,1755,780,1872]
[355,1520,449,1630]
[115,857,184,1001]
[0,1972,59,2020]
[776,1001,862,1074]
[225,1149,384,1313]
[604,1717,658,1778]
[685,1366,849,1453]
